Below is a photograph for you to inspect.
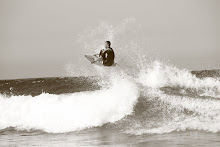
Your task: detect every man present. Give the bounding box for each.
[93,41,115,66]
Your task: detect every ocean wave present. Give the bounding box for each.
[136,61,220,98]
[0,76,139,133]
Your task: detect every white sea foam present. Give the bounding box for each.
[137,61,220,98]
[0,75,139,133]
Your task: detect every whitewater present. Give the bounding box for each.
[0,75,139,133]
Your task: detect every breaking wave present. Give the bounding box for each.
[0,75,139,133]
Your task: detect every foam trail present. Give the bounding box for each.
[0,76,139,133]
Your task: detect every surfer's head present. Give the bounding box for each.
[105,41,111,48]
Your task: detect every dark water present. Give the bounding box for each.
[1,68,220,147]
[0,77,100,96]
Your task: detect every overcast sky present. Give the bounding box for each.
[1,0,219,79]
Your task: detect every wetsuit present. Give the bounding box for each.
[99,48,115,66]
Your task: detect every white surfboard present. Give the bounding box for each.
[85,54,116,67]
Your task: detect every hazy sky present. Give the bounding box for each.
[1,0,219,79]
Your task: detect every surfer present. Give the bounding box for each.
[93,41,115,66]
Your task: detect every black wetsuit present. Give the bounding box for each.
[99,48,115,66]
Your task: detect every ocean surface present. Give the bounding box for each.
[1,62,220,147]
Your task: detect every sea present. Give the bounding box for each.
[1,61,220,147]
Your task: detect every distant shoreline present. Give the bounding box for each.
[1,69,220,81]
